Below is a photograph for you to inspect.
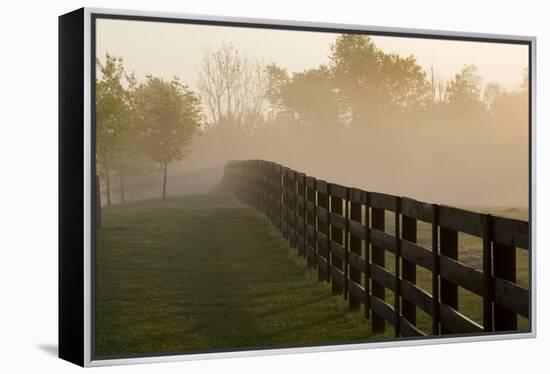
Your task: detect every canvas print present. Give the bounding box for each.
[93,16,531,359]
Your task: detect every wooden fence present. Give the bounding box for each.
[222,159,530,337]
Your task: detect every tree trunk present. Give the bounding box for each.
[119,172,125,204]
[162,163,168,200]
[105,169,112,205]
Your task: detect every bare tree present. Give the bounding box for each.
[198,45,269,157]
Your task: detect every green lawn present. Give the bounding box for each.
[95,194,529,358]
[96,194,381,357]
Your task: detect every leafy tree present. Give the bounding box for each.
[329,34,430,126]
[134,76,203,199]
[520,66,529,92]
[445,64,484,113]
[484,82,505,113]
[265,63,290,113]
[484,76,528,127]
[269,65,340,130]
[113,71,141,203]
[96,53,133,205]
[379,53,432,114]
[329,35,380,126]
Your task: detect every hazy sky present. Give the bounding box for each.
[95,18,529,209]
[96,18,528,92]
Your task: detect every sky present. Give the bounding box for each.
[94,18,529,209]
[95,18,529,92]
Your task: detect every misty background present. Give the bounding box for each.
[95,19,529,211]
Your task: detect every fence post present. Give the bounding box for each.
[279,166,284,232]
[265,162,275,225]
[431,204,440,335]
[274,165,281,232]
[247,161,252,205]
[290,171,297,249]
[402,214,417,325]
[349,192,362,310]
[238,162,242,200]
[241,162,245,202]
[306,177,317,269]
[274,163,280,228]
[317,181,329,283]
[269,162,276,222]
[260,162,265,212]
[253,161,258,206]
[364,192,371,320]
[371,206,386,334]
[258,161,263,212]
[268,162,274,223]
[482,214,494,332]
[261,161,267,215]
[493,241,517,331]
[440,224,458,334]
[394,199,402,337]
[244,161,248,202]
[330,187,344,296]
[283,167,290,242]
[261,161,265,212]
[297,174,306,257]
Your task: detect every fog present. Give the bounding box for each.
[175,108,528,209]
[95,19,529,211]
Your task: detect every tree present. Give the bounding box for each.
[484,82,505,113]
[113,71,141,204]
[329,34,430,127]
[379,53,432,114]
[520,66,529,92]
[445,64,484,113]
[134,76,203,200]
[95,53,133,205]
[484,73,528,127]
[268,65,340,130]
[329,34,380,126]
[198,45,269,157]
[265,63,290,113]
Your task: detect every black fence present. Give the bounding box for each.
[222,159,530,337]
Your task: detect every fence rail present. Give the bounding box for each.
[222,159,530,337]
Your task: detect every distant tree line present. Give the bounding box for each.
[194,34,527,158]
[96,34,528,204]
[265,35,527,130]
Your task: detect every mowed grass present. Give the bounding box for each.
[96,194,381,358]
[96,194,530,357]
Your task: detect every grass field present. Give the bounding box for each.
[96,193,529,357]
[96,194,382,357]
